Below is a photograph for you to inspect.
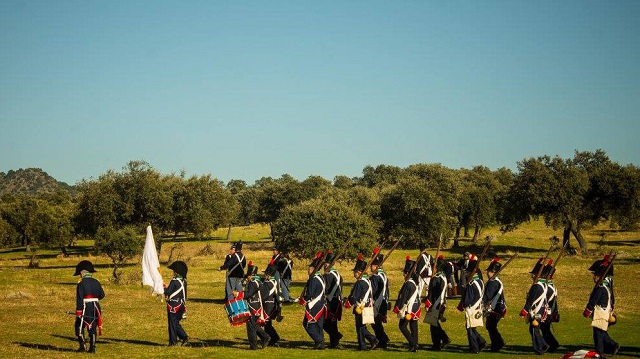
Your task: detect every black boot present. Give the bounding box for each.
[88,334,96,353]
[76,336,86,352]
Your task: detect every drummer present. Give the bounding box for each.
[234,261,271,349]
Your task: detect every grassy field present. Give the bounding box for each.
[1,221,639,359]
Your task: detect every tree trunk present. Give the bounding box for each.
[226,224,232,241]
[570,225,589,255]
[453,227,461,248]
[112,265,119,282]
[472,225,481,243]
[563,226,571,249]
[463,226,470,237]
[269,223,275,241]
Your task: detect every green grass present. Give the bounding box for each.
[0,222,639,358]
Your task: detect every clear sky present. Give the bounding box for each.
[1,1,639,186]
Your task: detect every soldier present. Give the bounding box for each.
[164,261,189,346]
[415,244,433,299]
[393,255,421,352]
[344,253,379,351]
[584,259,619,358]
[73,260,104,353]
[322,249,344,348]
[299,252,326,349]
[519,258,549,355]
[454,252,472,295]
[262,259,281,347]
[457,256,487,354]
[235,261,271,350]
[370,252,390,349]
[424,255,451,351]
[277,252,294,303]
[219,241,246,300]
[482,258,506,352]
[541,259,560,353]
[269,246,283,301]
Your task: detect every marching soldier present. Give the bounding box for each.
[164,261,189,346]
[519,258,549,355]
[277,252,294,303]
[322,250,344,348]
[235,261,271,350]
[370,252,390,349]
[584,258,619,358]
[299,252,326,349]
[73,260,104,353]
[457,255,487,353]
[482,258,506,352]
[220,241,246,300]
[415,244,433,299]
[262,259,282,347]
[344,253,379,351]
[424,255,451,351]
[393,255,421,352]
[541,260,560,353]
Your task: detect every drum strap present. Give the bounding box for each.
[229,253,245,274]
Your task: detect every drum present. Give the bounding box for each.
[224,298,251,326]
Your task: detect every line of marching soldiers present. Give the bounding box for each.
[70,241,619,358]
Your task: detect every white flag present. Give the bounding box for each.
[141,225,164,295]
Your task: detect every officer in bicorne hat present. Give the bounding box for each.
[73,260,104,353]
[322,249,344,348]
[519,258,549,355]
[220,241,246,300]
[482,257,506,352]
[165,261,189,346]
[369,250,390,349]
[299,252,327,349]
[584,257,619,358]
[393,255,421,352]
[236,261,271,350]
[262,259,282,346]
[344,253,379,351]
[425,254,451,351]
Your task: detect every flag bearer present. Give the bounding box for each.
[165,261,189,346]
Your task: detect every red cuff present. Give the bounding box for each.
[76,310,82,316]
[583,309,592,318]
[393,306,400,314]
[236,291,244,300]
[343,300,352,309]
[520,309,528,317]
[423,299,432,309]
[456,302,464,312]
[298,298,306,306]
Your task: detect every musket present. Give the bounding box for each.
[465,235,494,286]
[379,235,403,268]
[544,248,565,281]
[326,236,355,269]
[423,234,443,300]
[357,245,382,280]
[299,249,329,298]
[594,252,617,288]
[533,241,557,283]
[492,252,519,277]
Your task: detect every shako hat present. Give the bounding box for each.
[74,260,96,276]
[370,247,382,266]
[246,261,258,277]
[168,260,188,278]
[403,255,416,274]
[324,249,336,265]
[308,251,324,269]
[589,255,614,276]
[435,254,447,272]
[232,241,243,251]
[486,257,502,273]
[353,253,367,272]
[264,258,277,276]
[530,257,544,274]
[541,259,555,278]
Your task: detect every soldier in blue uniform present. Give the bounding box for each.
[541,260,560,353]
[482,258,506,352]
[220,241,246,300]
[277,252,294,303]
[299,252,326,349]
[344,253,379,351]
[424,255,451,351]
[322,249,344,348]
[370,252,390,349]
[164,261,189,346]
[262,259,281,346]
[236,261,271,350]
[73,260,104,353]
[393,255,421,352]
[458,256,487,353]
[584,259,619,358]
[415,244,433,300]
[519,258,549,355]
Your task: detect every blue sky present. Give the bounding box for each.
[1,1,639,186]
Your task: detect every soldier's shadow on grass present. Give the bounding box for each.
[13,342,77,352]
[189,297,226,304]
[51,334,164,347]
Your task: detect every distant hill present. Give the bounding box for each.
[0,168,75,196]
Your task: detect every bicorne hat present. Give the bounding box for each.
[74,260,96,276]
[168,260,188,278]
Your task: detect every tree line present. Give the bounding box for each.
[1,150,638,263]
